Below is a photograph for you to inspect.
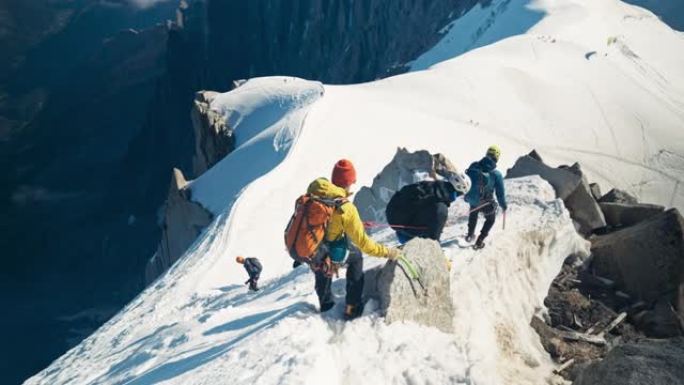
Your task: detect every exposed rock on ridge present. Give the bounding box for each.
[506,151,606,235]
[364,238,454,333]
[573,337,684,385]
[354,148,459,224]
[145,168,213,283]
[191,91,235,176]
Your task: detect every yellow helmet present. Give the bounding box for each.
[486,145,501,161]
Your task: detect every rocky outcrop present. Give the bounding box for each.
[506,152,606,234]
[590,209,684,332]
[354,148,459,223]
[506,153,582,199]
[589,183,602,201]
[523,151,683,380]
[631,298,684,338]
[191,91,235,176]
[532,252,647,381]
[573,338,684,385]
[363,238,454,333]
[598,188,638,204]
[563,164,607,235]
[145,168,213,283]
[599,202,665,228]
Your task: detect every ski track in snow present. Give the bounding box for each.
[26,0,684,384]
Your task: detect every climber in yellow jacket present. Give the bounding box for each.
[309,159,401,320]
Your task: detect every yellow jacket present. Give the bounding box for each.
[307,178,389,258]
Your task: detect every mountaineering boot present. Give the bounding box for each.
[248,279,259,291]
[465,233,475,243]
[473,235,486,250]
[344,304,362,320]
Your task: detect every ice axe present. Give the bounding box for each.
[397,255,427,297]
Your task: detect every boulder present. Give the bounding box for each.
[354,148,458,224]
[506,153,581,200]
[507,154,605,234]
[589,183,602,201]
[590,209,684,321]
[599,202,665,228]
[565,178,607,235]
[573,338,684,385]
[631,298,684,338]
[598,189,638,204]
[145,168,213,283]
[363,238,454,333]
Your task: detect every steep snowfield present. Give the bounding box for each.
[27,0,684,384]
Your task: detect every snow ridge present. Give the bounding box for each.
[27,177,588,385]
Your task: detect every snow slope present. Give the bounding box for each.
[27,177,587,385]
[27,0,684,384]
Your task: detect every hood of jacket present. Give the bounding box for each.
[307,178,349,199]
[478,156,497,173]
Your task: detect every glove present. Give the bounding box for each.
[386,247,403,261]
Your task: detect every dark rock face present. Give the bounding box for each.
[589,183,602,201]
[590,209,684,334]
[631,298,684,338]
[599,202,665,228]
[145,169,213,283]
[191,91,235,176]
[565,179,606,235]
[598,188,638,205]
[573,338,684,385]
[202,0,482,85]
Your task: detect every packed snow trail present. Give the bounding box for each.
[26,0,684,384]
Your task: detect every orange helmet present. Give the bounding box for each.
[235,256,245,264]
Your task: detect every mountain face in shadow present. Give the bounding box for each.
[0,1,177,383]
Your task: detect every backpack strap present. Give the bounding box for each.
[479,169,486,197]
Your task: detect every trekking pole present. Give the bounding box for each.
[502,210,507,230]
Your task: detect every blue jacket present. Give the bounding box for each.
[465,156,507,210]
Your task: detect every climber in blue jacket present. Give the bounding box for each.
[465,145,507,249]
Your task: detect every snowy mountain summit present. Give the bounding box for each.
[27,0,684,384]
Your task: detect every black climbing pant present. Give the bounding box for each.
[468,200,497,240]
[314,246,364,310]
